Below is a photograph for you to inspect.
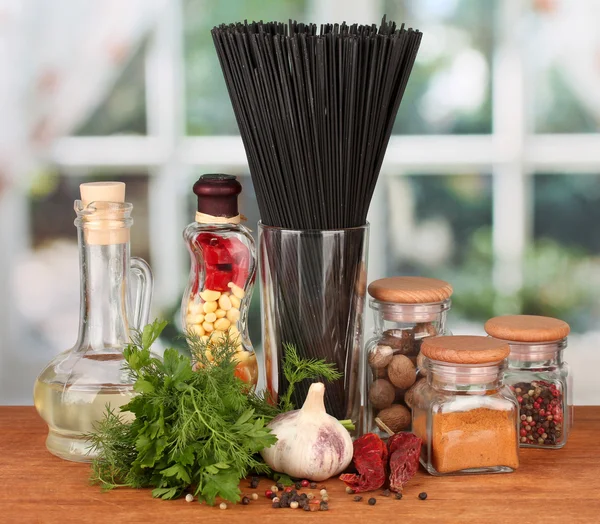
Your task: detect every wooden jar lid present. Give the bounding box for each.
[367,276,453,304]
[421,335,510,364]
[484,315,570,343]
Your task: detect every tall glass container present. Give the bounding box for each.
[34,182,153,462]
[485,315,572,449]
[259,223,369,421]
[181,174,257,385]
[362,276,453,437]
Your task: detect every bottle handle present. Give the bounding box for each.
[130,257,153,331]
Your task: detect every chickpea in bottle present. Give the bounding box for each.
[182,175,257,385]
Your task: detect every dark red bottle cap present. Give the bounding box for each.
[193,174,242,218]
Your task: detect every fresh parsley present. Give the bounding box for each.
[89,320,275,505]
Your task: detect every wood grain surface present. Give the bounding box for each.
[1,406,599,524]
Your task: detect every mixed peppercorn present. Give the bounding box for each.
[512,380,564,447]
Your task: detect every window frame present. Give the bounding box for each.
[41,0,600,312]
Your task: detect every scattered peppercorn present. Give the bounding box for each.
[241,496,250,505]
[285,486,293,493]
[271,485,279,493]
[185,494,194,503]
[250,476,259,489]
[301,479,310,488]
[295,481,302,490]
[310,482,318,489]
[322,496,329,503]
[309,501,320,512]
[276,482,284,491]
[307,493,315,500]
[395,493,403,500]
[303,505,311,512]
[272,497,280,503]
[368,498,377,506]
[251,493,258,501]
[272,502,281,509]
[265,489,274,499]
[219,502,228,510]
[353,496,363,502]
[418,492,428,500]
[381,489,391,497]
[345,487,355,494]
[290,501,299,509]
[320,489,328,497]
[320,502,329,511]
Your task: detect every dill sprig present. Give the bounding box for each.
[279,342,343,412]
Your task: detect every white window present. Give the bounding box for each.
[3,0,599,405]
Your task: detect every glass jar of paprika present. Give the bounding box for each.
[484,315,572,449]
[362,276,453,437]
[412,336,519,476]
[182,174,258,386]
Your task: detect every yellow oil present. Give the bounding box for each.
[33,381,134,462]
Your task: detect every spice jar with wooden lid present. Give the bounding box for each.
[361,276,453,437]
[485,315,572,449]
[412,335,519,476]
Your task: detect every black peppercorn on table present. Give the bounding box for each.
[1,406,599,523]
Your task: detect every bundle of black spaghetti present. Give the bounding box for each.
[212,18,422,419]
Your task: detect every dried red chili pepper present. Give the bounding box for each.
[339,433,388,492]
[387,432,422,492]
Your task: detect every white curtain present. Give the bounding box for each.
[0,0,166,404]
[0,0,166,185]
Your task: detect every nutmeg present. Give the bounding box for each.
[379,329,416,356]
[377,404,411,433]
[373,367,388,380]
[369,379,396,410]
[416,351,428,376]
[387,354,416,389]
[404,378,425,409]
[368,345,393,369]
[414,322,438,339]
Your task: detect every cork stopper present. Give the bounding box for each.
[79,182,129,245]
[484,315,570,343]
[421,335,510,364]
[368,276,453,304]
[193,174,241,220]
[80,182,125,207]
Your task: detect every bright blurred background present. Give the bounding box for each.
[1,0,599,405]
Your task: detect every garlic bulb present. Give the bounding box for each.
[261,382,353,481]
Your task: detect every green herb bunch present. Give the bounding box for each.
[89,321,351,504]
[89,320,275,505]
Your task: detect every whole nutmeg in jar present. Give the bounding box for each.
[359,276,453,437]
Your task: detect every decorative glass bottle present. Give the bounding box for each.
[485,315,572,449]
[361,276,453,437]
[412,336,519,476]
[182,174,257,386]
[34,182,153,462]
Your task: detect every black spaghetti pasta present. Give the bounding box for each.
[212,18,422,418]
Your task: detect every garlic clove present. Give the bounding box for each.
[260,382,353,482]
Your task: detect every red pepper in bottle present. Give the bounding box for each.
[182,174,257,387]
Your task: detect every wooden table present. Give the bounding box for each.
[1,407,599,524]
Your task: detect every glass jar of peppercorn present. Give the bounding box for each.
[361,276,453,438]
[182,174,258,386]
[485,315,572,449]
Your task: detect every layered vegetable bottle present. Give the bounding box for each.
[182,174,257,385]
